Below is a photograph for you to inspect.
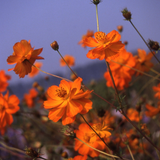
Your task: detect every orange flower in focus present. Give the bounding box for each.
[0,70,11,92]
[28,62,42,78]
[78,30,94,48]
[153,83,160,99]
[43,77,92,125]
[145,104,160,117]
[83,30,125,61]
[24,88,38,108]
[134,49,154,76]
[60,55,75,67]
[0,91,20,135]
[73,155,87,160]
[126,108,141,122]
[7,40,44,78]
[74,123,105,157]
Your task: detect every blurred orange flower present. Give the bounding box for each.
[73,155,87,160]
[83,30,125,61]
[134,49,154,76]
[60,55,75,67]
[78,30,94,48]
[74,123,105,157]
[24,88,38,108]
[153,83,160,99]
[0,70,11,92]
[43,77,92,125]
[104,70,131,90]
[28,62,42,78]
[7,40,44,78]
[145,104,160,117]
[0,91,20,135]
[126,108,141,122]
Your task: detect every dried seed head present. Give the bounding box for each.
[121,8,132,20]
[148,39,159,51]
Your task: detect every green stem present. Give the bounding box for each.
[126,145,135,160]
[96,5,100,31]
[129,20,160,64]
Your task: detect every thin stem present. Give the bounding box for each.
[76,137,120,159]
[28,60,71,82]
[126,145,135,160]
[129,20,160,64]
[96,5,100,31]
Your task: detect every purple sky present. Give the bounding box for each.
[0,1,160,84]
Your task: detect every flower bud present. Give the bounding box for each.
[32,82,39,88]
[117,25,123,32]
[148,39,159,51]
[97,108,106,117]
[25,147,39,158]
[61,152,68,158]
[50,41,59,51]
[91,0,101,5]
[121,8,132,20]
[123,41,128,45]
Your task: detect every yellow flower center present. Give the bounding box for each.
[56,87,67,98]
[95,31,108,44]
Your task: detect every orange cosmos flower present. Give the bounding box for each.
[74,123,106,157]
[28,62,42,78]
[153,83,160,99]
[60,55,75,67]
[83,30,125,61]
[73,155,87,160]
[43,77,92,125]
[7,40,44,78]
[145,104,160,117]
[78,30,94,48]
[0,70,11,92]
[0,91,20,134]
[24,88,38,108]
[104,69,131,90]
[126,108,141,122]
[134,49,154,76]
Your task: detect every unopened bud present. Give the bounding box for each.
[32,82,39,88]
[25,147,39,158]
[97,108,106,117]
[121,8,132,21]
[91,0,101,5]
[123,41,128,45]
[50,41,59,51]
[148,39,159,51]
[117,25,123,32]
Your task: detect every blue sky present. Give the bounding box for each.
[0,0,160,84]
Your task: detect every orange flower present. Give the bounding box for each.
[104,69,131,90]
[74,123,105,157]
[126,108,141,122]
[0,91,20,135]
[60,55,75,67]
[153,83,160,99]
[78,30,94,48]
[145,104,160,117]
[0,70,11,92]
[28,62,42,78]
[134,49,154,76]
[7,40,44,78]
[43,77,92,125]
[83,30,125,61]
[24,88,38,108]
[73,155,87,160]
